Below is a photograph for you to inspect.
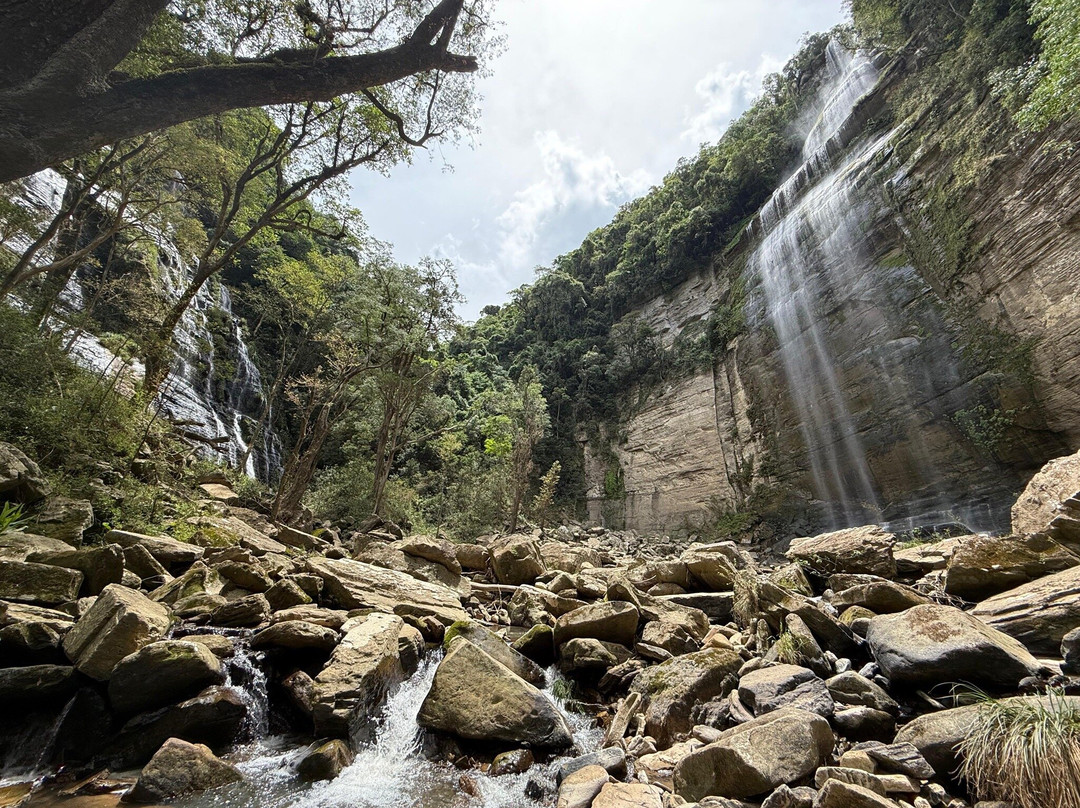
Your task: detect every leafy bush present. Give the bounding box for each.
[0,502,29,534]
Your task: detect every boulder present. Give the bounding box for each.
[738,664,834,718]
[607,580,711,642]
[673,708,834,801]
[894,537,960,574]
[270,605,349,629]
[787,526,896,579]
[306,556,467,627]
[894,695,1080,777]
[251,620,339,653]
[123,544,170,582]
[0,442,50,503]
[215,561,272,593]
[298,739,353,781]
[591,783,665,808]
[944,534,1077,600]
[62,584,171,680]
[512,623,556,666]
[813,780,896,808]
[1011,447,1080,548]
[394,535,461,575]
[0,559,82,604]
[829,581,930,614]
[541,542,602,574]
[265,578,312,610]
[1063,626,1080,674]
[556,746,628,784]
[658,592,734,623]
[27,544,124,595]
[455,543,490,572]
[312,613,404,738]
[631,647,743,746]
[641,620,699,656]
[0,664,78,708]
[274,525,321,551]
[970,564,1080,654]
[557,764,610,808]
[209,593,270,627]
[28,497,94,545]
[554,601,640,647]
[444,621,545,685]
[417,638,573,748]
[0,531,72,560]
[866,604,1041,688]
[682,542,754,591]
[560,638,632,673]
[108,640,225,714]
[106,530,203,571]
[358,541,467,594]
[509,585,586,627]
[491,748,534,775]
[826,672,899,715]
[755,581,859,658]
[832,706,896,742]
[491,534,546,585]
[854,742,934,779]
[124,738,241,803]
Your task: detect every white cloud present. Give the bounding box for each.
[682,55,785,144]
[494,130,652,271]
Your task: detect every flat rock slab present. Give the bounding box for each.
[0,560,82,605]
[970,564,1080,655]
[555,601,640,647]
[787,526,896,578]
[108,640,225,714]
[738,664,834,718]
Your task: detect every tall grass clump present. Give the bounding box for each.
[958,689,1080,808]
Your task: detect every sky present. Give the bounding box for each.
[347,1,847,320]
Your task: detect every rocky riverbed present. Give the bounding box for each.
[2,440,1080,808]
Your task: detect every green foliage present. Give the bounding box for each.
[603,465,625,500]
[1017,0,1080,129]
[531,460,561,528]
[0,502,29,534]
[952,404,1017,453]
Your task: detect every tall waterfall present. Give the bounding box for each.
[747,41,994,531]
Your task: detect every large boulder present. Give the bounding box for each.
[540,542,602,574]
[631,648,743,746]
[944,534,1077,601]
[0,442,50,503]
[673,708,834,801]
[591,783,665,808]
[417,638,573,748]
[444,621,545,685]
[394,535,462,575]
[209,594,270,628]
[737,664,834,718]
[28,497,95,545]
[786,526,896,578]
[0,664,79,708]
[297,739,353,782]
[681,542,754,591]
[0,531,72,560]
[556,764,610,808]
[105,530,203,571]
[124,738,241,803]
[828,580,930,614]
[358,541,467,594]
[554,601,640,648]
[27,544,124,595]
[491,534,546,585]
[251,620,339,653]
[108,640,225,714]
[312,613,404,738]
[62,584,172,680]
[970,564,1080,654]
[865,604,1041,689]
[0,559,82,605]
[1011,447,1080,549]
[306,556,467,627]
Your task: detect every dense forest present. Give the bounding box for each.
[1,0,1077,542]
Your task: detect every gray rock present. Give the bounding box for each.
[393,535,461,575]
[27,544,124,595]
[945,534,1077,601]
[490,534,546,585]
[853,742,934,780]
[826,671,899,715]
[445,620,545,685]
[813,780,895,807]
[105,530,203,570]
[491,748,534,776]
[787,526,896,579]
[641,619,699,656]
[0,664,78,707]
[830,581,930,614]
[866,604,1042,688]
[556,764,610,808]
[658,592,734,623]
[417,638,573,748]
[0,442,50,503]
[251,620,339,652]
[62,584,172,680]
[682,542,754,591]
[559,638,631,673]
[512,623,556,666]
[215,561,271,593]
[265,578,312,610]
[0,559,82,604]
[556,746,627,784]
[298,739,353,781]
[1062,626,1080,674]
[108,640,225,714]
[28,497,94,545]
[209,593,270,627]
[971,564,1080,655]
[738,664,834,718]
[832,707,895,742]
[455,543,490,571]
[555,601,640,647]
[124,738,241,802]
[762,784,816,808]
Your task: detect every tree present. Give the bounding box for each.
[503,367,549,533]
[1017,0,1080,130]
[0,0,493,182]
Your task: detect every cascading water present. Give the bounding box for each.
[4,170,282,482]
[747,40,1002,531]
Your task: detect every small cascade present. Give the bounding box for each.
[747,40,988,530]
[224,637,271,742]
[0,694,77,787]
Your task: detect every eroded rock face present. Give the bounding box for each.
[970,564,1080,654]
[62,584,172,681]
[312,612,404,739]
[1012,447,1080,544]
[125,738,241,803]
[673,708,834,801]
[417,638,573,749]
[866,604,1042,689]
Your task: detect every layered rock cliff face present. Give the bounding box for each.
[588,45,1078,536]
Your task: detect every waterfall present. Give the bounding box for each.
[748,40,990,531]
[4,169,282,482]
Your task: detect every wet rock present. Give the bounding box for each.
[557,764,610,808]
[251,620,339,653]
[866,604,1042,688]
[0,442,50,503]
[970,564,1080,655]
[417,638,573,748]
[673,708,834,801]
[62,584,172,680]
[491,748,534,776]
[28,497,94,545]
[0,664,78,708]
[209,593,270,628]
[512,623,556,666]
[631,647,743,746]
[105,530,203,571]
[738,664,834,718]
[491,534,546,585]
[306,556,467,627]
[787,526,897,579]
[556,746,627,784]
[27,544,124,595]
[0,560,82,605]
[591,782,665,808]
[124,738,241,803]
[636,740,702,790]
[444,620,545,685]
[282,670,316,718]
[297,739,353,781]
[312,612,404,738]
[944,534,1078,601]
[555,601,640,647]
[108,640,225,714]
